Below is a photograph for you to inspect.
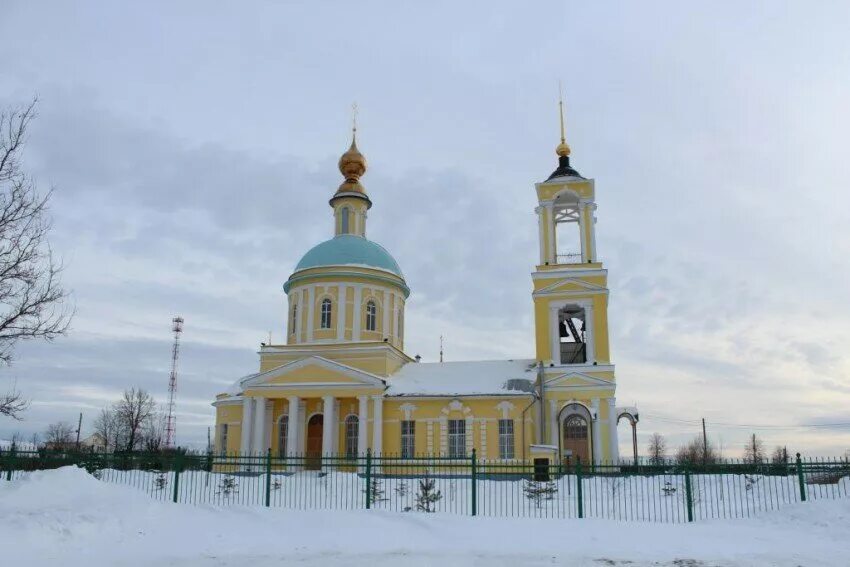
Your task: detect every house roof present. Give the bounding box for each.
[385,359,537,397]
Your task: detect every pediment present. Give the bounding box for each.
[544,371,614,390]
[536,277,606,295]
[243,356,385,388]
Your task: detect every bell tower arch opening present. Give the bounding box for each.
[553,190,584,265]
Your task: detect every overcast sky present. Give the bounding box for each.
[1,1,848,456]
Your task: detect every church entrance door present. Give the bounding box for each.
[306,414,323,470]
[563,414,590,466]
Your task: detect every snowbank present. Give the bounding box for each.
[1,466,849,566]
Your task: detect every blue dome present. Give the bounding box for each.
[294,235,404,278]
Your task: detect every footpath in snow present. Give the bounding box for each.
[1,466,849,567]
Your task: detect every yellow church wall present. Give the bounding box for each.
[532,292,612,364]
[214,402,243,454]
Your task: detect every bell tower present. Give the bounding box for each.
[532,99,611,368]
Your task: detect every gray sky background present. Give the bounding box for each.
[1,1,849,456]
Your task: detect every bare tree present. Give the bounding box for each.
[44,421,75,448]
[0,99,73,418]
[115,388,156,452]
[92,407,119,452]
[647,433,667,465]
[141,411,166,452]
[770,445,789,465]
[0,381,29,419]
[676,435,719,465]
[743,433,765,464]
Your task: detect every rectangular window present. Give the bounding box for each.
[448,419,466,458]
[219,424,228,456]
[401,420,415,459]
[498,419,515,460]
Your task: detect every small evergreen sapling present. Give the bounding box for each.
[415,477,443,512]
[662,481,677,496]
[523,479,558,508]
[217,475,239,498]
[154,472,168,491]
[394,481,409,497]
[363,478,387,502]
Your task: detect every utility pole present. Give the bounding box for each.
[75,412,82,450]
[439,335,444,363]
[702,418,708,464]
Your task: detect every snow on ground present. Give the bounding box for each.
[2,466,849,567]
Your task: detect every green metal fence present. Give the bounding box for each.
[1,448,848,523]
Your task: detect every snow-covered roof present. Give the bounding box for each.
[386,359,537,397]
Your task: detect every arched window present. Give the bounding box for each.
[290,304,297,335]
[340,206,350,234]
[345,415,359,457]
[320,298,332,329]
[277,415,289,455]
[365,300,377,331]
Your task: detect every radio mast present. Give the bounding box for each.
[164,316,184,449]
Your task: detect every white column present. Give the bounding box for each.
[584,303,596,364]
[358,395,369,455]
[549,399,559,446]
[591,398,601,465]
[589,203,598,262]
[536,206,546,264]
[578,201,588,262]
[391,294,398,339]
[336,285,347,340]
[322,395,336,456]
[372,396,383,455]
[253,396,267,454]
[352,285,362,341]
[382,290,391,339]
[240,397,254,454]
[286,396,300,456]
[546,203,556,262]
[306,286,315,342]
[607,398,620,464]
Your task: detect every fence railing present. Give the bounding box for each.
[1,449,848,523]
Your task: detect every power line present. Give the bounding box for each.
[640,411,850,430]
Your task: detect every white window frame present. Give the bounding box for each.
[320,298,333,329]
[340,206,350,234]
[219,423,228,456]
[345,415,359,458]
[365,300,377,332]
[401,420,415,459]
[447,419,466,458]
[498,419,515,460]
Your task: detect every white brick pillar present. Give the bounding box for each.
[591,398,601,465]
[336,285,347,341]
[322,395,336,456]
[549,399,559,447]
[240,397,254,454]
[253,396,267,455]
[286,396,300,456]
[358,395,369,455]
[607,398,620,464]
[372,395,383,455]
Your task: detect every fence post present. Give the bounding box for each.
[796,453,807,502]
[265,448,272,507]
[365,448,372,510]
[5,446,14,481]
[684,465,694,522]
[576,457,583,519]
[171,452,183,504]
[471,448,477,516]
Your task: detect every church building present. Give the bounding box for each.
[213,107,637,465]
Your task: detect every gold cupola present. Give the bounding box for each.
[331,106,372,209]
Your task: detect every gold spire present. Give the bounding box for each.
[337,102,368,194]
[555,84,571,157]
